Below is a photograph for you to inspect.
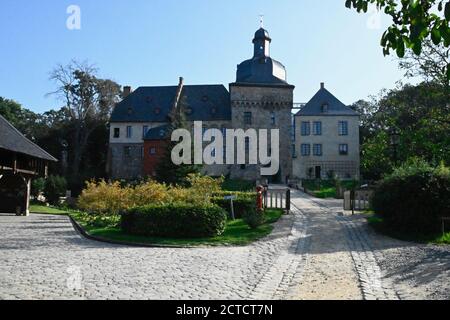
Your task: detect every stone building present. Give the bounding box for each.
[108,26,360,182]
[292,83,360,180]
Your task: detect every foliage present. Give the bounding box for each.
[221,178,255,191]
[48,60,122,183]
[43,175,67,205]
[242,209,266,229]
[121,203,228,238]
[77,175,225,215]
[372,159,450,235]
[31,178,46,198]
[154,95,201,185]
[351,82,450,180]
[211,195,256,219]
[345,0,450,81]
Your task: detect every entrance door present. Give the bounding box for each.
[315,166,321,179]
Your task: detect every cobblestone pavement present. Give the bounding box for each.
[1,190,448,300]
[298,191,449,300]
[0,210,308,300]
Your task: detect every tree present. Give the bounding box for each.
[0,97,41,138]
[399,39,449,89]
[154,95,201,185]
[345,0,450,81]
[354,81,449,180]
[48,61,121,180]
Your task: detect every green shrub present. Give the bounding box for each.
[243,209,266,229]
[222,178,255,191]
[372,159,450,235]
[44,175,67,205]
[211,193,256,219]
[31,178,46,198]
[121,203,227,238]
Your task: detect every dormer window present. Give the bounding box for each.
[127,107,133,115]
[321,103,329,113]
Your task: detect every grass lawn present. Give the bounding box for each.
[302,179,359,199]
[367,215,450,245]
[30,204,70,215]
[30,204,284,246]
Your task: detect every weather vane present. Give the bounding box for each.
[259,14,264,28]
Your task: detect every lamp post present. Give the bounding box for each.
[390,128,400,166]
[60,139,68,174]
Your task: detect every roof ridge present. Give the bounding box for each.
[0,114,58,161]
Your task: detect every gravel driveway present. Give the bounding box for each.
[0,190,448,300]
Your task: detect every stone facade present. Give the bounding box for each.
[108,27,360,182]
[293,115,360,180]
[228,84,294,182]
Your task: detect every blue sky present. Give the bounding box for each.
[0,0,409,113]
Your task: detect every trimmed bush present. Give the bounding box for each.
[211,193,256,219]
[243,209,265,229]
[121,203,227,238]
[372,160,450,235]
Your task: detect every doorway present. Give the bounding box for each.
[315,166,321,179]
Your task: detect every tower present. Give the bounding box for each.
[229,26,294,183]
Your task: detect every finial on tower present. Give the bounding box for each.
[259,14,264,28]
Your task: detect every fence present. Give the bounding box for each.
[344,190,373,211]
[263,188,291,214]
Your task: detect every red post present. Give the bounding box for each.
[256,185,264,211]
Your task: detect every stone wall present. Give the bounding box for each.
[229,84,294,182]
[293,115,360,180]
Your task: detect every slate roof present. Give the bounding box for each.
[235,57,291,86]
[110,85,231,123]
[296,87,359,116]
[144,125,170,141]
[0,115,58,161]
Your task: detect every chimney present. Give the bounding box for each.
[171,77,185,115]
[123,86,132,98]
[320,82,325,89]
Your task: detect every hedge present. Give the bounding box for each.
[211,192,256,219]
[372,160,450,235]
[121,203,227,238]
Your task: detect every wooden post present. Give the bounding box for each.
[23,177,31,216]
[286,189,291,215]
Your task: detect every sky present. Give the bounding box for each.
[0,0,409,113]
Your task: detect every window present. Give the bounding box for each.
[301,144,311,156]
[123,146,131,158]
[321,104,329,113]
[313,144,323,156]
[126,126,133,138]
[211,148,216,157]
[313,121,322,135]
[113,128,120,138]
[244,112,252,125]
[339,144,349,155]
[292,144,297,158]
[245,137,250,152]
[339,121,348,136]
[270,112,276,125]
[149,147,156,156]
[301,122,310,136]
[142,126,149,139]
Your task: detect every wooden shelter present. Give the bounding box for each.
[0,115,57,215]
